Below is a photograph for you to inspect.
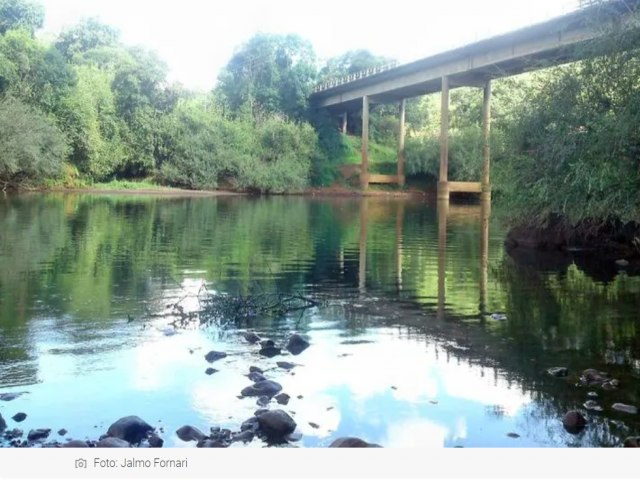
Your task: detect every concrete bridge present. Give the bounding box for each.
[309,0,640,198]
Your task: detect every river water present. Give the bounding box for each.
[0,193,638,448]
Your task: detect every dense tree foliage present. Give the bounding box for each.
[0,0,42,35]
[0,97,68,187]
[217,33,317,120]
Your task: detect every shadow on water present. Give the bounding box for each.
[0,192,639,447]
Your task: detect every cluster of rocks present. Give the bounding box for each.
[548,366,638,444]
[0,330,383,449]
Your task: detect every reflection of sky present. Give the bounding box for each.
[2,297,545,447]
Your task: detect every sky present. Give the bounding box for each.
[38,0,579,90]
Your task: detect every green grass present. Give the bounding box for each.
[340,134,398,174]
[89,179,165,190]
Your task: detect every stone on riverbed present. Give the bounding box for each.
[286,334,310,355]
[256,396,270,407]
[0,413,6,432]
[260,339,275,348]
[0,392,27,401]
[623,437,640,447]
[248,371,266,382]
[581,369,607,385]
[231,430,254,444]
[243,332,261,344]
[148,434,164,448]
[57,429,67,436]
[612,403,638,415]
[259,346,281,358]
[256,410,296,441]
[583,400,603,412]
[176,425,207,442]
[241,380,282,398]
[205,368,218,375]
[12,413,27,423]
[63,440,89,448]
[204,351,227,363]
[547,367,568,377]
[249,366,264,374]
[275,393,290,405]
[241,417,260,432]
[277,361,297,370]
[107,416,154,444]
[97,437,130,448]
[27,429,51,442]
[329,437,382,448]
[562,411,587,433]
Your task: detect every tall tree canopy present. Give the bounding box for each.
[217,33,317,120]
[54,17,119,60]
[0,0,43,35]
[318,49,393,81]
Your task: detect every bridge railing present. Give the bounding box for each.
[313,61,399,93]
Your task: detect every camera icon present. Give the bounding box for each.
[75,458,87,469]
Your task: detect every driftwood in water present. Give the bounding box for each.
[152,289,320,328]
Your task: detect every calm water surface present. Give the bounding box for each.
[0,193,639,447]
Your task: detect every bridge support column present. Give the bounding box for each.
[361,95,370,189]
[438,76,450,201]
[341,112,347,134]
[397,99,406,186]
[481,80,492,197]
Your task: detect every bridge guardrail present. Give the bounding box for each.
[313,61,399,93]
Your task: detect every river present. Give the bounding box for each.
[0,193,638,447]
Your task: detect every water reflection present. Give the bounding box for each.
[0,193,639,447]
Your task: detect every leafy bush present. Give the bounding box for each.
[0,97,68,187]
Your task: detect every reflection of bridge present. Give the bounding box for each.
[355,197,491,320]
[310,1,639,195]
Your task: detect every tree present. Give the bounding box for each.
[318,49,393,81]
[55,17,119,60]
[217,33,317,120]
[0,97,68,187]
[0,0,44,35]
[0,28,75,114]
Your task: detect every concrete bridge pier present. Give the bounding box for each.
[341,112,348,134]
[438,77,493,200]
[437,76,450,201]
[397,99,406,186]
[360,96,370,189]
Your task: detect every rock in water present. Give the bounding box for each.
[204,351,227,363]
[623,437,640,447]
[176,425,207,442]
[256,396,270,407]
[57,428,68,436]
[11,412,27,423]
[205,368,218,375]
[249,366,264,374]
[0,392,26,401]
[231,431,254,444]
[286,334,310,355]
[583,400,603,412]
[0,412,6,432]
[243,332,261,344]
[148,434,164,448]
[27,429,51,441]
[277,361,296,370]
[547,367,568,377]
[562,411,587,433]
[275,393,290,405]
[329,437,382,448]
[581,369,607,385]
[256,410,296,441]
[241,380,282,398]
[107,416,154,444]
[260,339,275,348]
[612,403,638,415]
[248,371,266,382]
[62,440,89,448]
[259,346,281,358]
[97,437,130,448]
